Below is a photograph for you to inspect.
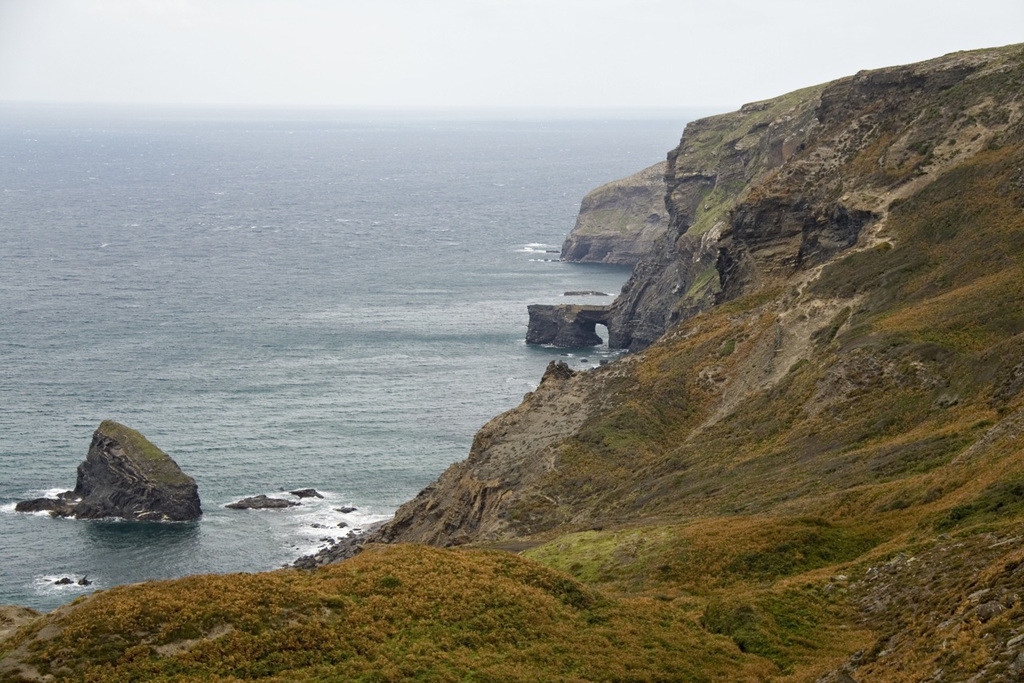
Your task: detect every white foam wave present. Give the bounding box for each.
[518,242,561,254]
[267,489,393,558]
[34,575,98,595]
[18,508,56,518]
[8,487,71,510]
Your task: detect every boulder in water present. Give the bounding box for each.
[226,494,300,510]
[289,488,324,499]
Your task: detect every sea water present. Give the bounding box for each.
[0,106,692,611]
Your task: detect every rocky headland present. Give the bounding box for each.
[15,421,201,522]
[4,44,1024,681]
[559,160,670,264]
[388,44,1024,542]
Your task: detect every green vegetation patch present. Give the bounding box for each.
[702,587,847,673]
[524,526,702,593]
[936,476,1024,532]
[574,402,670,457]
[867,431,974,479]
[97,420,193,486]
[723,518,880,582]
[684,264,722,300]
[5,544,771,682]
[98,420,167,463]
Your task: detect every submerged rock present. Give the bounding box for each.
[15,496,76,515]
[16,421,201,522]
[289,488,324,499]
[226,494,299,510]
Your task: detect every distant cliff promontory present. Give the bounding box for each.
[559,161,670,265]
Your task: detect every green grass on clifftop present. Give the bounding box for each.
[97,420,193,486]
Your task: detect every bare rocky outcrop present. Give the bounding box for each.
[289,488,324,499]
[225,494,299,510]
[367,360,627,546]
[560,161,670,265]
[15,421,201,522]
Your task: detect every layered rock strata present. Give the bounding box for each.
[557,47,1023,352]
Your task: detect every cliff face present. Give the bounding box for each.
[374,360,616,545]
[380,44,1024,546]
[366,44,1024,677]
[559,161,670,265]
[606,46,1024,350]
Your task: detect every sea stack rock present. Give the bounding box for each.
[16,421,201,522]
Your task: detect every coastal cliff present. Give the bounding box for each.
[366,44,1024,678]
[4,45,1024,681]
[559,161,670,264]
[383,44,1024,542]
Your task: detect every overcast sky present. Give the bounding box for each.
[0,0,1021,111]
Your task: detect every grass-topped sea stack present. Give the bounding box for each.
[16,421,201,522]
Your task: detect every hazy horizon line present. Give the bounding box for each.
[0,100,728,122]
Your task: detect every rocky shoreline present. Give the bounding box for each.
[290,521,384,570]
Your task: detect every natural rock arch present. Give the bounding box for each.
[526,304,614,347]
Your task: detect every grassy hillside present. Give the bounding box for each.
[2,544,776,681]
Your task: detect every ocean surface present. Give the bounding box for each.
[0,105,692,611]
